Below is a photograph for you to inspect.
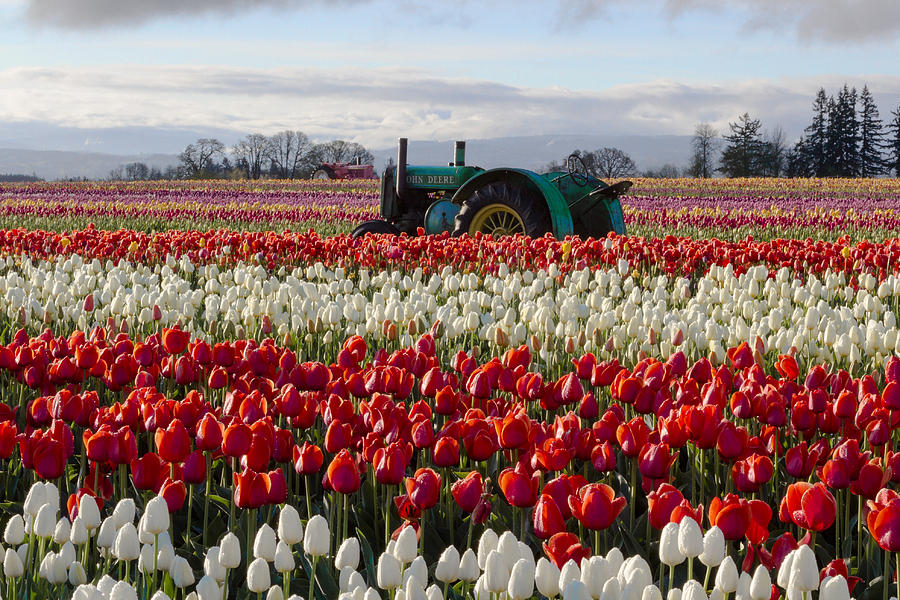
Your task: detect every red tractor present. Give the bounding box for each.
[311,161,376,180]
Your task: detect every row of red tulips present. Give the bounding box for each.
[1,227,899,281]
[2,324,900,596]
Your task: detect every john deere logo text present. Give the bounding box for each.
[406,175,457,185]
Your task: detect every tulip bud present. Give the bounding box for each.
[435,545,460,583]
[377,552,402,591]
[113,499,136,529]
[535,557,561,598]
[69,561,88,586]
[709,589,725,600]
[715,556,738,593]
[34,503,57,538]
[678,518,703,559]
[485,550,510,593]
[563,579,592,600]
[203,547,226,582]
[405,556,427,589]
[336,537,360,571]
[699,527,725,567]
[643,586,664,600]
[559,559,581,593]
[792,545,818,592]
[110,581,139,600]
[274,540,294,573]
[114,523,140,561]
[659,522,684,567]
[219,532,242,569]
[820,575,851,600]
[253,524,277,562]
[683,579,708,600]
[736,571,751,600]
[277,505,303,546]
[247,557,271,593]
[54,517,71,545]
[508,557,536,600]
[266,586,283,600]
[3,547,24,577]
[24,482,48,517]
[4,515,25,545]
[580,556,605,598]
[458,548,479,582]
[394,526,418,564]
[303,515,329,558]
[79,495,102,531]
[97,517,117,549]
[70,517,89,546]
[144,496,170,535]
[776,550,795,589]
[196,575,221,600]
[476,529,499,570]
[749,566,771,600]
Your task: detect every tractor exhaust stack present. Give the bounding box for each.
[396,137,408,200]
[454,141,466,166]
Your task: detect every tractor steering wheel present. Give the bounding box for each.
[566,154,589,186]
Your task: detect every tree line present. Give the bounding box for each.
[111,132,375,181]
[693,84,900,178]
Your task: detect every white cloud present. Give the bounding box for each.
[1,65,899,148]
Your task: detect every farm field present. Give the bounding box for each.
[1,177,900,600]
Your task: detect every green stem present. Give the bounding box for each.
[308,555,319,600]
[203,454,211,549]
[884,548,890,600]
[186,483,194,547]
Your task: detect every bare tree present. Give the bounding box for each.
[267,131,313,179]
[689,123,720,178]
[760,126,787,177]
[125,162,150,180]
[179,138,225,178]
[233,134,272,180]
[575,147,636,178]
[315,140,374,165]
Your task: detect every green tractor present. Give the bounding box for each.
[351,138,632,239]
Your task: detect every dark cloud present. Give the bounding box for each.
[664,0,900,42]
[23,0,359,28]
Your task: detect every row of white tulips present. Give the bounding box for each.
[2,483,853,600]
[3,254,900,368]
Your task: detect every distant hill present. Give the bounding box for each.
[371,134,695,173]
[0,134,695,180]
[0,148,178,181]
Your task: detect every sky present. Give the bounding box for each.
[1,0,899,152]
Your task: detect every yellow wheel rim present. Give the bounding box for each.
[468,203,526,236]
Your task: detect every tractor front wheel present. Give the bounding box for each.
[351,220,401,238]
[312,166,334,180]
[453,183,551,238]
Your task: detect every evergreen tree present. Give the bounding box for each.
[785,138,813,177]
[803,88,830,176]
[719,113,764,177]
[825,85,860,177]
[858,85,886,177]
[887,105,900,176]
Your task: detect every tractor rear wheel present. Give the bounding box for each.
[351,220,401,238]
[312,166,334,180]
[453,183,551,238]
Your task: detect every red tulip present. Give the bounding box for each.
[131,452,166,492]
[432,436,460,467]
[154,419,191,464]
[543,531,591,569]
[182,450,206,485]
[647,483,685,530]
[638,442,678,481]
[709,494,752,540]
[327,449,361,495]
[161,327,190,355]
[452,471,485,513]
[498,465,540,508]
[374,442,409,486]
[533,493,566,539]
[780,482,836,532]
[233,467,270,509]
[867,489,900,551]
[568,483,626,531]
[160,478,187,512]
[293,442,324,475]
[222,422,252,457]
[405,468,441,510]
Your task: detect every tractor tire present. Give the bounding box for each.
[453,183,551,238]
[312,166,335,180]
[351,220,401,238]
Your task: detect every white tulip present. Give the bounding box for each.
[34,503,57,538]
[715,557,738,593]
[660,522,685,567]
[97,517,117,549]
[524,556,554,598]
[113,499,136,529]
[247,557,271,593]
[476,529,498,570]
[699,527,725,567]
[144,496,170,535]
[151,592,172,600]
[563,579,592,600]
[4,547,24,577]
[820,575,851,600]
[114,523,140,561]
[750,566,771,600]
[70,516,89,546]
[196,575,221,600]
[643,585,663,600]
[377,552,402,591]
[559,559,582,593]
[508,557,536,600]
[303,515,330,558]
[219,532,242,569]
[678,518,703,558]
[683,579,708,600]
[24,482,48,517]
[110,580,139,600]
[393,525,418,564]
[792,545,819,592]
[171,555,195,588]
[79,495,102,530]
[335,537,360,571]
[405,556,427,589]
[68,561,88,586]
[53,517,71,545]
[266,586,283,600]
[277,505,303,546]
[484,549,510,593]
[4,515,25,545]
[458,548,480,582]
[435,545,460,583]
[253,524,277,562]
[274,540,295,573]
[736,572,752,600]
